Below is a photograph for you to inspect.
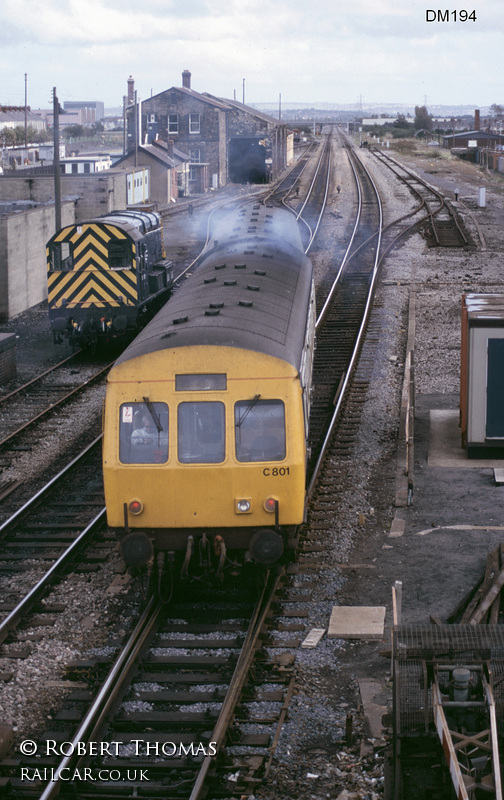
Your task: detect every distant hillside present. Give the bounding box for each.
[249,102,488,119]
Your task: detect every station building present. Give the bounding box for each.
[126,71,293,193]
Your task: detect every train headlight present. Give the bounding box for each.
[129,499,144,515]
[236,498,251,514]
[264,497,278,513]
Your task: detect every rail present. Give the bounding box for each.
[307,134,384,496]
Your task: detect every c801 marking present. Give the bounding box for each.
[263,467,291,477]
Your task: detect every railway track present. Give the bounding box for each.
[0,136,388,799]
[369,146,472,250]
[1,570,302,799]
[307,132,383,484]
[0,352,112,487]
[0,437,108,646]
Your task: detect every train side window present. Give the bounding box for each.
[50,242,73,272]
[119,402,168,464]
[177,402,225,463]
[234,399,286,462]
[109,241,132,270]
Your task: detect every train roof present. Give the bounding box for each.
[113,206,313,372]
[47,209,161,246]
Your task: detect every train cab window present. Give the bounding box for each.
[50,242,73,272]
[119,402,168,464]
[235,399,286,462]
[109,241,132,270]
[177,402,225,463]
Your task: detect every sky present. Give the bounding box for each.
[0,0,502,112]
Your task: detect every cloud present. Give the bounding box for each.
[1,0,503,107]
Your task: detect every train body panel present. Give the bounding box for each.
[103,346,306,532]
[102,203,316,575]
[47,210,173,347]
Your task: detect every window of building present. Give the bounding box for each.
[168,114,179,134]
[119,402,169,464]
[189,165,198,183]
[189,113,200,134]
[84,162,91,173]
[178,402,225,463]
[149,113,156,123]
[190,149,201,163]
[234,399,286,462]
[71,163,78,174]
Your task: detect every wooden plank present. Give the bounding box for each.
[470,564,504,625]
[460,546,500,624]
[489,546,504,624]
[447,570,485,623]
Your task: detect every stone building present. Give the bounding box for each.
[114,139,190,203]
[126,71,292,193]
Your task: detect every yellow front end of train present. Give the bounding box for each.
[103,345,308,570]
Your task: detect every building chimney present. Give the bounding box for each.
[127,76,135,105]
[166,140,174,159]
[475,109,480,131]
[182,70,191,90]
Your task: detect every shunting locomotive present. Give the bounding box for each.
[102,203,316,580]
[47,210,173,347]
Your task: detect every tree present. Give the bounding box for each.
[63,124,86,139]
[414,105,433,132]
[1,128,17,146]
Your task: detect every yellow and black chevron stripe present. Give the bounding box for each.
[47,223,138,309]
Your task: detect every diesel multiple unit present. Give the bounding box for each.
[102,203,316,580]
[47,210,173,347]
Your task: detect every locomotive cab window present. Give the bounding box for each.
[235,399,286,462]
[119,402,168,464]
[109,241,132,270]
[178,402,225,463]
[50,242,73,272]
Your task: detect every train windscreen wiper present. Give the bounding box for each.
[235,394,261,428]
[142,396,163,432]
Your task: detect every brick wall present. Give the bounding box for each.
[139,91,227,190]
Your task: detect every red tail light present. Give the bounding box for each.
[129,499,143,515]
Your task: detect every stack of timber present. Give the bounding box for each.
[447,543,504,625]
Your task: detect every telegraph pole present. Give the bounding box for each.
[53,87,61,232]
[134,90,138,167]
[24,73,28,148]
[122,95,127,155]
